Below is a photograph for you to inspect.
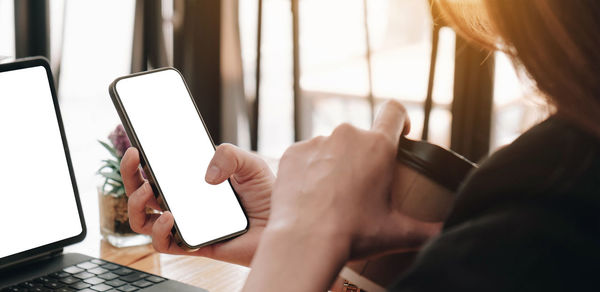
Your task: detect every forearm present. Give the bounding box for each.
[243,225,350,292]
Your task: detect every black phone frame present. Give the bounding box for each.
[108,67,249,250]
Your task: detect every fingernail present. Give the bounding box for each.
[205,165,221,183]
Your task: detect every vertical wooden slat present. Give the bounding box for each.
[131,0,147,73]
[131,0,169,73]
[450,37,495,162]
[291,0,302,141]
[421,24,440,141]
[173,0,223,143]
[14,0,49,59]
[362,0,375,123]
[250,0,263,151]
[144,0,169,69]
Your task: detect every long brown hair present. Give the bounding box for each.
[436,0,600,138]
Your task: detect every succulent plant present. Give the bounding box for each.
[98,125,130,197]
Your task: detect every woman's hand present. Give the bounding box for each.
[121,143,274,266]
[243,101,441,291]
[271,100,438,256]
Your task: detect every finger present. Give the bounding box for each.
[205,143,274,185]
[151,211,186,254]
[128,182,161,234]
[129,180,161,210]
[402,111,411,135]
[121,147,145,196]
[371,100,409,145]
[191,227,262,266]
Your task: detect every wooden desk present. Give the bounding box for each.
[64,190,250,292]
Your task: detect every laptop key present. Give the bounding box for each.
[112,268,133,276]
[119,272,147,282]
[59,277,80,285]
[144,276,165,283]
[116,285,138,292]
[70,282,91,289]
[98,272,119,280]
[77,262,99,270]
[130,280,152,288]
[104,279,127,287]
[63,266,84,274]
[90,284,112,292]
[91,259,107,265]
[30,287,52,292]
[55,288,73,292]
[19,281,41,288]
[73,272,95,280]
[88,267,109,275]
[100,264,119,271]
[83,277,105,285]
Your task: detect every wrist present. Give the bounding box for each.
[263,221,351,258]
[243,222,351,292]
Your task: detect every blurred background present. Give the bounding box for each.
[0,0,549,201]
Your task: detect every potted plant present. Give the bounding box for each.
[97,125,151,247]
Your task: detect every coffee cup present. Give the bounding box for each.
[338,137,477,291]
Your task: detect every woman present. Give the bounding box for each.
[121,0,600,290]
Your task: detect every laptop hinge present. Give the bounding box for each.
[0,248,63,271]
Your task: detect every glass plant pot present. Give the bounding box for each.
[98,188,151,248]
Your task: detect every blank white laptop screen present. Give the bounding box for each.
[0,66,82,258]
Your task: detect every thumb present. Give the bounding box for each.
[205,143,270,185]
[371,100,410,146]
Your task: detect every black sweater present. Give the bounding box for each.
[391,116,600,291]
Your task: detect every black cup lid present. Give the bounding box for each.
[397,136,478,192]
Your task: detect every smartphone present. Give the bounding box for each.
[108,68,249,250]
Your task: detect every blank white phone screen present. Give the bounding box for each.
[115,69,247,247]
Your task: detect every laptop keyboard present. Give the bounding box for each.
[1,259,166,292]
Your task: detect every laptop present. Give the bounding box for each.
[0,57,207,292]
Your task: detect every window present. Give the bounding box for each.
[240,0,548,158]
[491,52,549,150]
[1,0,550,192]
[58,0,135,195]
